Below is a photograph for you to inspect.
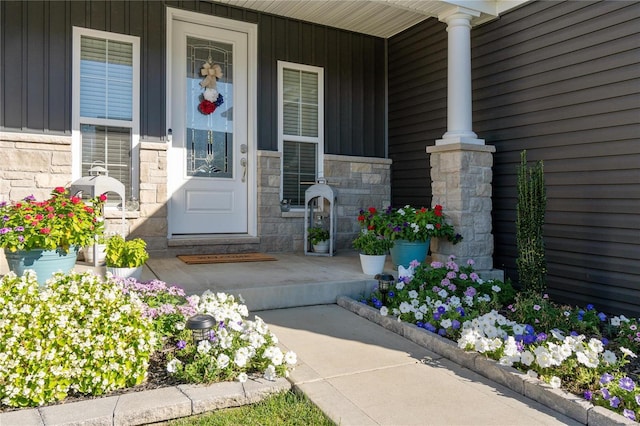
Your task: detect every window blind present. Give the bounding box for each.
[80,36,133,121]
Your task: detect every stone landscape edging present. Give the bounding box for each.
[0,377,291,426]
[337,295,637,426]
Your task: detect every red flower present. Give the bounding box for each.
[71,196,81,204]
[40,228,51,234]
[357,215,365,222]
[54,187,65,193]
[99,194,107,202]
[436,223,441,229]
[368,225,375,231]
[67,212,75,217]
[47,213,55,219]
[35,214,44,220]
[84,206,94,214]
[198,100,217,115]
[419,207,427,213]
[368,207,377,214]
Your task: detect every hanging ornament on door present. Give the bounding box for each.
[198,58,225,115]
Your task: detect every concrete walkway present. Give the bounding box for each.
[259,304,581,426]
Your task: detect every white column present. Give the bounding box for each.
[437,9,484,146]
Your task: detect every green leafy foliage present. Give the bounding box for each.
[307,227,329,245]
[105,234,149,267]
[516,150,547,294]
[0,187,105,252]
[0,271,156,407]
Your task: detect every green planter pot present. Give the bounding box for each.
[4,246,79,285]
[389,239,430,269]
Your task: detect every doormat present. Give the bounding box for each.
[177,253,278,265]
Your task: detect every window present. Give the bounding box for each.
[72,28,140,206]
[278,61,324,207]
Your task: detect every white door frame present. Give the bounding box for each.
[165,7,258,237]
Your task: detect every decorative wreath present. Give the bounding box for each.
[198,59,224,115]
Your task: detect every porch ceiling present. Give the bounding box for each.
[214,0,527,38]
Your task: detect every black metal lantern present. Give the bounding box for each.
[186,314,215,343]
[375,273,395,305]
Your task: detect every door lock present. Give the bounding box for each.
[240,158,247,183]
[240,144,248,154]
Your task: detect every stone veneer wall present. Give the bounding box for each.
[257,151,391,253]
[0,133,391,263]
[427,143,501,278]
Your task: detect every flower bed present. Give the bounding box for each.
[359,257,639,423]
[0,272,297,410]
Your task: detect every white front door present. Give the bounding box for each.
[168,20,248,234]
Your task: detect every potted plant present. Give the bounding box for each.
[105,234,149,280]
[352,231,393,275]
[307,226,330,253]
[358,205,462,268]
[0,187,106,284]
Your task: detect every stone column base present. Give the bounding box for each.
[427,142,496,272]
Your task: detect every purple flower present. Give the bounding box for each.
[446,271,456,279]
[533,305,541,311]
[464,287,477,297]
[598,312,607,321]
[619,377,635,392]
[440,278,451,287]
[424,322,436,332]
[583,390,592,401]
[437,306,446,314]
[623,410,636,421]
[0,227,9,234]
[438,328,447,336]
[609,396,621,408]
[416,321,424,328]
[586,304,594,311]
[469,272,479,282]
[433,312,441,321]
[388,291,395,298]
[601,337,608,346]
[536,332,548,342]
[459,273,468,280]
[176,340,187,349]
[456,307,465,316]
[600,373,614,385]
[601,388,611,400]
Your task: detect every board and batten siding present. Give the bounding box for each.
[388,0,639,315]
[0,0,386,158]
[387,18,447,208]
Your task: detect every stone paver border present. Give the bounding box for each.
[337,296,636,426]
[0,377,290,426]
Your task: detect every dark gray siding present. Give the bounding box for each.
[388,0,639,315]
[387,18,447,208]
[472,0,640,315]
[0,1,386,157]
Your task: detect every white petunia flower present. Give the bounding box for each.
[264,364,277,381]
[380,306,389,316]
[549,376,561,389]
[237,372,248,383]
[166,358,182,373]
[284,351,297,365]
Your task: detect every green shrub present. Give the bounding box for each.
[105,235,149,268]
[0,271,156,407]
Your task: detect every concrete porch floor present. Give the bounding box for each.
[79,250,385,311]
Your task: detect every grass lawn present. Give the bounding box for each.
[168,391,335,426]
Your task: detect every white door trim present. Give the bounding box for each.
[166,7,258,237]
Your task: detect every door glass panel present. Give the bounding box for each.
[185,36,233,178]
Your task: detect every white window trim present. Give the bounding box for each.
[277,60,324,206]
[71,27,141,201]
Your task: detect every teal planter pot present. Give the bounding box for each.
[389,239,430,269]
[4,246,78,285]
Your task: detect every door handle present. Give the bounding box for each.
[241,158,247,182]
